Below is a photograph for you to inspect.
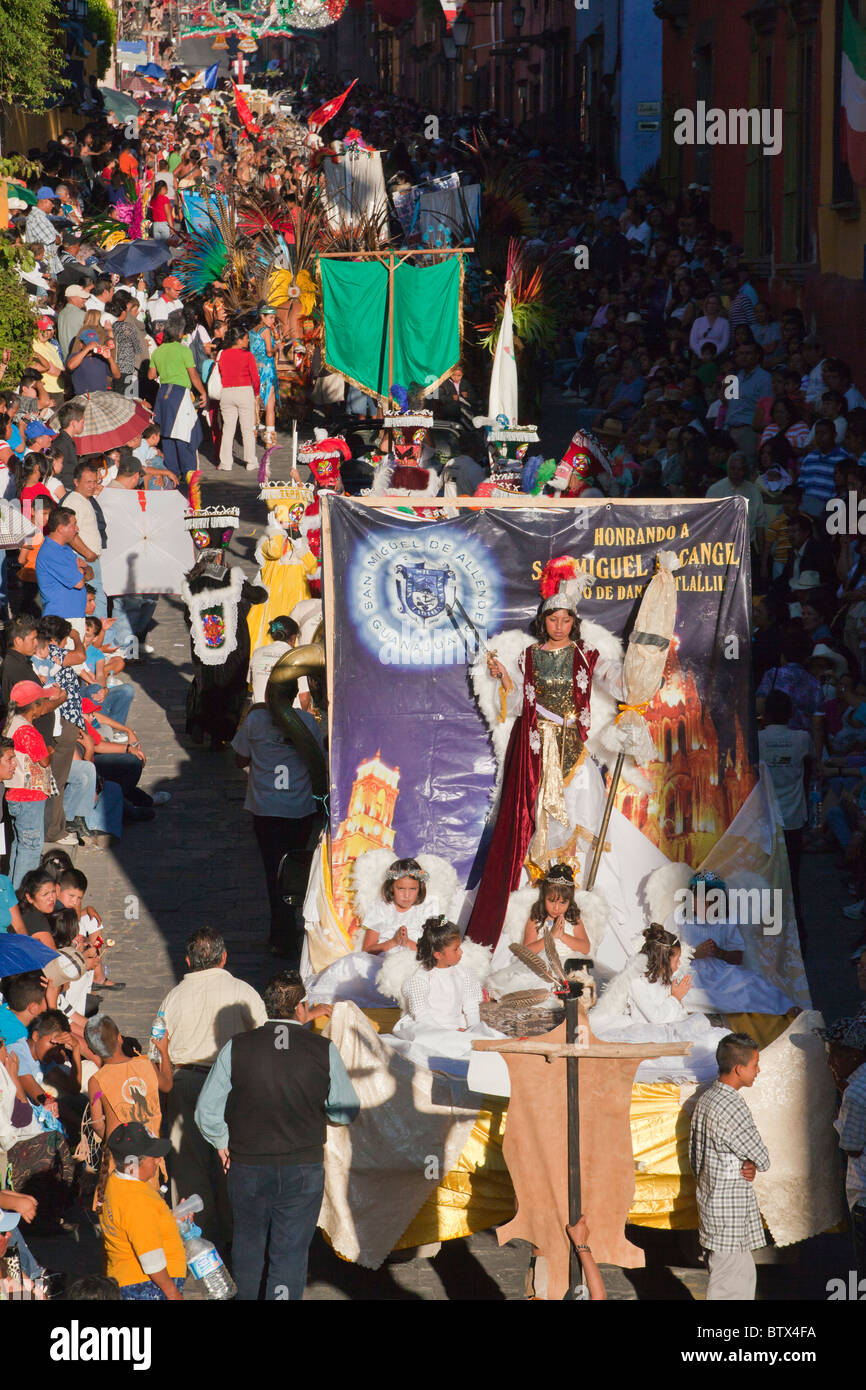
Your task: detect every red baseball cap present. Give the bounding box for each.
[9,680,47,706]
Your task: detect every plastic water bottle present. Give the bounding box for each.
[173,1194,236,1300]
[808,780,822,831]
[148,1010,166,1063]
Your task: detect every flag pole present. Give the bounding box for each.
[387,250,395,411]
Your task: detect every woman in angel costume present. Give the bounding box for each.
[466,555,671,979]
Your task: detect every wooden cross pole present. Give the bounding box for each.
[473,1031,693,1299]
[564,994,582,1299]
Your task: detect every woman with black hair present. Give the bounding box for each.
[149,311,207,480]
[385,916,503,1074]
[216,322,261,472]
[588,924,731,1083]
[465,554,674,969]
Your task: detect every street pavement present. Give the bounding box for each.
[27,409,864,1300]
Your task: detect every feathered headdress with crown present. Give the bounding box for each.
[539,555,593,615]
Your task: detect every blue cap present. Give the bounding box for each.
[25,419,56,441]
[35,186,57,201]
[0,1210,21,1233]
[79,329,100,345]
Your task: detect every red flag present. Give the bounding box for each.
[307,78,358,133]
[232,82,262,140]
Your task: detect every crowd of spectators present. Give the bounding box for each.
[0,63,863,1302]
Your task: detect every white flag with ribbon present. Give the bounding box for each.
[487,280,518,426]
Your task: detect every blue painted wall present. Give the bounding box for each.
[575,0,662,189]
[619,0,662,187]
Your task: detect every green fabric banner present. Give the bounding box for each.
[319,256,462,400]
[319,259,389,399]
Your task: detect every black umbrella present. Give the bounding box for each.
[99,238,172,276]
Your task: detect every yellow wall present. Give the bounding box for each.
[1,104,90,158]
[818,0,866,281]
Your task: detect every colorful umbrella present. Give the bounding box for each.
[0,934,59,981]
[121,74,150,94]
[8,185,38,206]
[69,391,152,454]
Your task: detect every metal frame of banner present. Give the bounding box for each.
[317,247,474,410]
[330,495,711,509]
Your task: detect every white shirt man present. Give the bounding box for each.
[146,276,184,326]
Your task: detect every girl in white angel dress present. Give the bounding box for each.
[384,917,504,1076]
[307,855,446,1007]
[588,923,731,1083]
[485,864,598,998]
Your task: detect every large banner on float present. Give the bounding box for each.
[322,496,754,917]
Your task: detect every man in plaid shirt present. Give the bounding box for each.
[24,188,63,277]
[825,1012,866,1278]
[689,1032,770,1299]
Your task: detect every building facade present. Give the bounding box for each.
[657,0,866,381]
[575,0,663,188]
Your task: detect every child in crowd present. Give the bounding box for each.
[589,923,731,1083]
[522,864,591,964]
[83,615,125,685]
[695,341,721,394]
[131,424,176,488]
[763,484,802,581]
[387,916,503,1074]
[362,856,440,954]
[689,1032,770,1300]
[80,616,134,727]
[55,867,122,993]
[48,905,96,1035]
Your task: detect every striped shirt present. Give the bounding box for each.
[798,446,851,504]
[759,421,811,452]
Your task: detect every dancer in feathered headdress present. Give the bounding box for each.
[462,551,674,975]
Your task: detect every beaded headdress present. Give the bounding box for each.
[385,863,429,884]
[689,870,727,893]
[184,505,240,554]
[543,864,575,888]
